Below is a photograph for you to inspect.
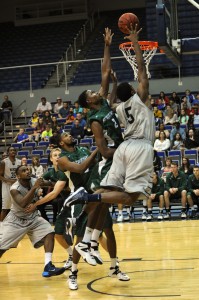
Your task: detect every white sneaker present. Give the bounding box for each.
[181,212,187,219]
[141,212,148,220]
[68,270,78,290]
[75,242,97,266]
[64,255,73,270]
[157,213,163,220]
[123,214,131,221]
[163,212,171,219]
[117,214,123,222]
[90,240,103,265]
[108,266,130,281]
[146,214,153,221]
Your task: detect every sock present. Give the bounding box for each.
[82,227,93,243]
[45,252,52,266]
[118,209,123,215]
[91,229,101,245]
[143,206,147,213]
[76,210,88,227]
[71,263,78,273]
[87,194,101,202]
[110,258,117,268]
[66,246,73,256]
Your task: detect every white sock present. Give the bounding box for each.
[110,258,117,268]
[82,227,93,243]
[45,252,52,266]
[71,263,78,273]
[66,246,73,256]
[118,210,123,215]
[91,229,101,245]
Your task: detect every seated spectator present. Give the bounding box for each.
[164,162,187,219]
[28,112,39,128]
[41,124,53,141]
[51,116,59,131]
[191,93,199,106]
[21,156,28,166]
[164,108,178,125]
[65,108,75,125]
[30,156,44,178]
[170,121,186,142]
[153,106,163,126]
[171,132,185,150]
[185,89,195,106]
[154,132,171,152]
[82,107,89,120]
[181,96,191,110]
[73,101,83,115]
[157,98,166,112]
[42,110,52,126]
[169,99,179,114]
[186,112,195,131]
[158,91,170,105]
[178,108,189,125]
[161,157,172,182]
[73,113,87,129]
[14,128,30,144]
[36,97,52,114]
[184,129,199,150]
[170,91,181,106]
[56,124,64,134]
[0,95,13,123]
[49,130,60,148]
[53,97,63,114]
[150,97,156,108]
[179,156,193,179]
[58,102,70,118]
[146,171,165,221]
[153,150,162,173]
[32,118,46,142]
[192,106,199,125]
[187,165,199,218]
[70,119,85,141]
[155,123,170,139]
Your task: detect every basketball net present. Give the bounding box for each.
[119,41,159,80]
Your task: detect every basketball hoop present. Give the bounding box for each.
[119,41,161,80]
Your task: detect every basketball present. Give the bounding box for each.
[118,12,140,34]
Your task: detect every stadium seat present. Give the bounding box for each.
[32,149,44,157]
[11,143,22,150]
[17,150,30,157]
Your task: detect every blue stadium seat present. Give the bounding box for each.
[17,150,30,157]
[11,143,22,150]
[32,149,44,157]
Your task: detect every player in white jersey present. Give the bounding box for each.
[63,24,155,207]
[0,147,21,221]
[0,165,66,278]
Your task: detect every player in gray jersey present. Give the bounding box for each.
[0,147,21,221]
[0,165,66,278]
[63,24,155,208]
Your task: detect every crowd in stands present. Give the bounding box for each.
[1,89,199,223]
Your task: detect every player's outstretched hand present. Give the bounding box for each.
[103,27,114,46]
[34,178,44,189]
[124,23,142,43]
[24,203,37,213]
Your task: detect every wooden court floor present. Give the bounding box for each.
[1,220,199,300]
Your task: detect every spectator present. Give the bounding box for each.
[170,91,181,106]
[178,108,189,125]
[150,97,156,108]
[41,124,53,141]
[158,91,169,105]
[28,112,39,128]
[170,121,186,142]
[32,118,46,142]
[153,150,162,173]
[65,108,75,125]
[73,113,87,129]
[51,116,59,131]
[21,156,28,166]
[185,89,195,106]
[49,130,60,148]
[70,119,85,141]
[14,128,30,144]
[30,156,44,178]
[58,102,70,118]
[164,162,187,219]
[73,101,83,115]
[187,165,199,218]
[181,96,191,110]
[191,93,199,106]
[36,97,52,114]
[56,124,64,134]
[0,95,13,123]
[164,108,178,125]
[184,128,199,150]
[155,123,170,139]
[153,106,163,126]
[187,112,195,131]
[157,98,166,112]
[53,97,63,114]
[171,132,185,150]
[192,106,199,125]
[154,132,171,152]
[42,110,52,126]
[179,156,193,179]
[82,107,89,120]
[146,172,165,221]
[161,157,172,182]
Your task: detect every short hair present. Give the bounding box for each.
[171,161,178,167]
[50,147,61,158]
[116,82,132,102]
[15,165,24,175]
[78,90,89,108]
[7,146,16,154]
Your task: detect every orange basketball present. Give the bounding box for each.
[118,12,140,34]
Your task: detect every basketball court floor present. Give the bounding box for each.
[1,220,199,300]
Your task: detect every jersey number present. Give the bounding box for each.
[111,118,119,128]
[125,107,134,124]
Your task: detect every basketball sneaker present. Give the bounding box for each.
[90,240,103,265]
[75,241,97,266]
[68,270,78,290]
[108,266,130,281]
[141,212,148,220]
[163,212,171,220]
[117,214,124,222]
[42,261,65,277]
[157,213,163,220]
[64,255,73,270]
[64,218,76,246]
[146,214,153,221]
[63,187,88,207]
[181,212,187,219]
